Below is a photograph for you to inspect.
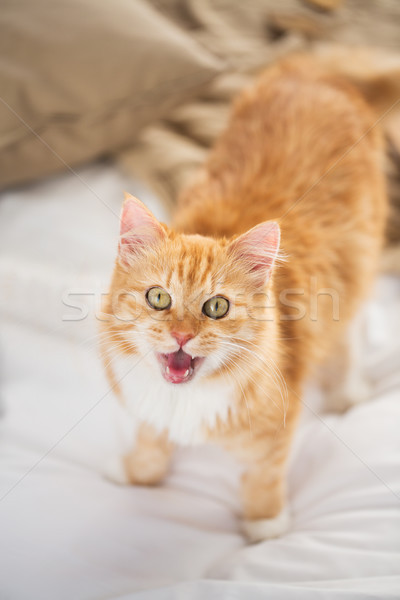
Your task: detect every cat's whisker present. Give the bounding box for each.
[224,337,288,408]
[93,336,136,354]
[221,350,283,420]
[100,340,138,370]
[80,329,130,346]
[218,339,287,423]
[223,353,285,423]
[221,359,253,436]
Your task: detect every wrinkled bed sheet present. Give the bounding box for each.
[0,164,399,599]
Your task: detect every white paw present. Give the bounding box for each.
[242,506,290,542]
[103,455,129,485]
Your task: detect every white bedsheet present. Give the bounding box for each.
[0,164,399,599]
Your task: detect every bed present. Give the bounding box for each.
[0,163,399,599]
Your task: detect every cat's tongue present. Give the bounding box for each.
[165,349,192,384]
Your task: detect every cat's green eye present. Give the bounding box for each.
[202,296,229,320]
[146,287,171,310]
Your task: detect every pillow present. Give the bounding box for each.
[0,0,222,188]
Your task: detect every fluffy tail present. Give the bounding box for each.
[313,46,400,265]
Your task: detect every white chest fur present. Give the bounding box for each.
[111,353,235,445]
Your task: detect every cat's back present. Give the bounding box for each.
[175,56,386,244]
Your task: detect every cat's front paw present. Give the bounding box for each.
[103,451,170,487]
[242,506,290,542]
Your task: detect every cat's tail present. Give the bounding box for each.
[380,138,400,274]
[313,45,400,272]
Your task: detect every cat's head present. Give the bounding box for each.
[103,194,280,387]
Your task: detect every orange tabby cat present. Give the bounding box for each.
[101,56,387,541]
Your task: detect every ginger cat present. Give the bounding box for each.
[101,57,387,542]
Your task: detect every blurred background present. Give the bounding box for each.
[0,1,400,599]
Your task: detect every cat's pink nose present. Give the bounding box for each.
[171,331,194,347]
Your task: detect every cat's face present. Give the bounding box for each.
[105,195,280,388]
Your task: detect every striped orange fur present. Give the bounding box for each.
[102,56,387,540]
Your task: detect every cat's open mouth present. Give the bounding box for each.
[156,349,204,384]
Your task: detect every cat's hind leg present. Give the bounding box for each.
[321,311,371,413]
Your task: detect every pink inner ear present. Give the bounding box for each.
[118,194,165,264]
[228,221,280,284]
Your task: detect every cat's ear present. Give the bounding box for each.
[118,193,166,266]
[228,221,280,285]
